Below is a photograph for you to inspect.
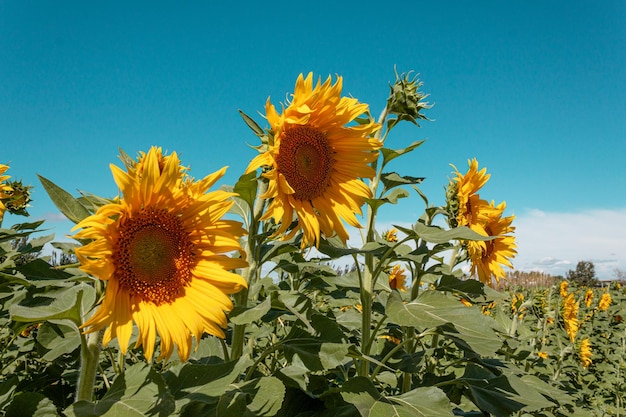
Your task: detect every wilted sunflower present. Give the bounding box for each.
[73,147,247,362]
[579,338,592,368]
[246,72,381,248]
[563,293,579,343]
[0,164,13,222]
[388,264,407,291]
[466,201,517,284]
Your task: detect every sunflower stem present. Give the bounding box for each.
[359,105,390,378]
[231,179,267,361]
[75,329,103,402]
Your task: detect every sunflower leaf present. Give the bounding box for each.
[37,175,91,224]
[386,291,502,356]
[341,377,454,417]
[380,172,424,192]
[239,109,265,137]
[233,171,258,211]
[380,139,425,168]
[394,223,493,244]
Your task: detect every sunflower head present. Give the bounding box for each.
[598,292,612,311]
[387,69,431,126]
[451,159,493,228]
[467,201,517,285]
[73,147,247,362]
[3,180,32,216]
[563,293,580,343]
[382,228,398,243]
[246,72,382,248]
[579,338,592,368]
[0,164,13,222]
[388,264,408,291]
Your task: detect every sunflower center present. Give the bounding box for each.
[276,125,333,201]
[115,208,193,304]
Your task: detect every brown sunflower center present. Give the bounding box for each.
[276,125,333,201]
[115,207,193,304]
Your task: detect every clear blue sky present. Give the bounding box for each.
[2,1,625,277]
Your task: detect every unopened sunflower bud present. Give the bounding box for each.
[445,180,460,228]
[387,69,431,126]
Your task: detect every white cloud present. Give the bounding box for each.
[513,207,626,280]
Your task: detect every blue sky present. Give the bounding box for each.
[2,1,625,279]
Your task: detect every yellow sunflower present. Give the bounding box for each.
[451,159,499,228]
[598,292,612,311]
[559,281,569,298]
[0,164,13,223]
[466,201,517,284]
[73,147,247,362]
[388,264,407,291]
[584,288,594,307]
[382,228,398,243]
[579,338,592,368]
[563,293,579,343]
[246,72,381,248]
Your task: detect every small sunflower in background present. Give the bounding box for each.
[246,72,382,248]
[73,147,247,362]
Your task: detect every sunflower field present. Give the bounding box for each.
[1,71,625,417]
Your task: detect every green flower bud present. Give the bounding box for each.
[387,69,431,126]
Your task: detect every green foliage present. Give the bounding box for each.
[566,261,599,287]
[6,70,624,417]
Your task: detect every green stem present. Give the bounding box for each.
[358,105,389,378]
[231,179,267,361]
[75,329,103,402]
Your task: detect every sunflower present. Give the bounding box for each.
[563,293,579,343]
[584,288,594,307]
[73,147,247,362]
[559,281,569,298]
[598,292,612,311]
[388,264,407,291]
[0,164,13,223]
[579,338,592,368]
[450,159,499,228]
[382,228,398,243]
[466,201,517,284]
[246,73,381,248]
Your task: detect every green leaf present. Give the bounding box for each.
[396,222,493,244]
[10,283,96,327]
[386,291,503,356]
[233,171,258,211]
[380,140,425,168]
[219,377,286,417]
[164,356,252,414]
[284,340,350,372]
[239,109,265,137]
[37,175,92,224]
[229,297,272,325]
[5,392,59,417]
[0,376,18,411]
[380,172,424,192]
[65,363,175,417]
[341,377,454,417]
[36,320,81,361]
